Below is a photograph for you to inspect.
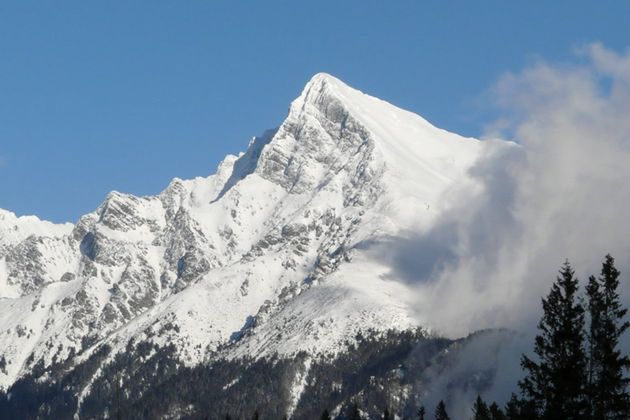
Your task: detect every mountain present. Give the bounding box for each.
[0,73,506,418]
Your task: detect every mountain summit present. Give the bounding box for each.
[0,74,487,397]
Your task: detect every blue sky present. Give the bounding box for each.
[1,1,629,223]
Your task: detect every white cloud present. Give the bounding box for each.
[386,43,630,337]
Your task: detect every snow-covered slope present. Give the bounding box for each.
[0,73,485,390]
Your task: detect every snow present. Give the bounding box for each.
[0,209,73,247]
[261,72,483,235]
[0,72,492,392]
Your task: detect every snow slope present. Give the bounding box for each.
[0,73,486,390]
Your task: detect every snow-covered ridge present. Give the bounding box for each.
[0,73,489,390]
[0,208,73,245]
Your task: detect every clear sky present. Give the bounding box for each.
[1,1,629,223]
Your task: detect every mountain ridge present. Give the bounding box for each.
[0,73,492,395]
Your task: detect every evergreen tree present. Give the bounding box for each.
[586,254,630,419]
[504,394,520,420]
[519,261,588,419]
[504,393,535,420]
[472,395,491,420]
[252,411,259,420]
[382,407,391,420]
[488,402,505,420]
[417,405,426,420]
[434,400,450,420]
[320,408,332,420]
[587,269,601,416]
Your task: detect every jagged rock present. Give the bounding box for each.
[0,73,489,394]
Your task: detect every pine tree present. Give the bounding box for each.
[504,393,534,420]
[504,394,520,420]
[434,400,450,420]
[320,408,332,420]
[417,405,426,420]
[382,407,391,420]
[586,254,630,419]
[488,402,505,420]
[519,261,588,419]
[472,395,491,420]
[588,269,601,416]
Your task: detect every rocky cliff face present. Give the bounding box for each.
[0,73,486,391]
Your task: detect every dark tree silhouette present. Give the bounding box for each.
[472,395,491,420]
[417,405,426,420]
[519,261,588,419]
[586,254,630,419]
[504,394,520,420]
[488,401,506,420]
[434,400,450,420]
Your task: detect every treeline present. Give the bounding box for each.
[1,328,455,419]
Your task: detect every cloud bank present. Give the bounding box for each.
[390,43,630,337]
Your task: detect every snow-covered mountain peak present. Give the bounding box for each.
[0,74,496,392]
[304,71,341,87]
[253,73,482,231]
[288,72,380,129]
[290,72,346,108]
